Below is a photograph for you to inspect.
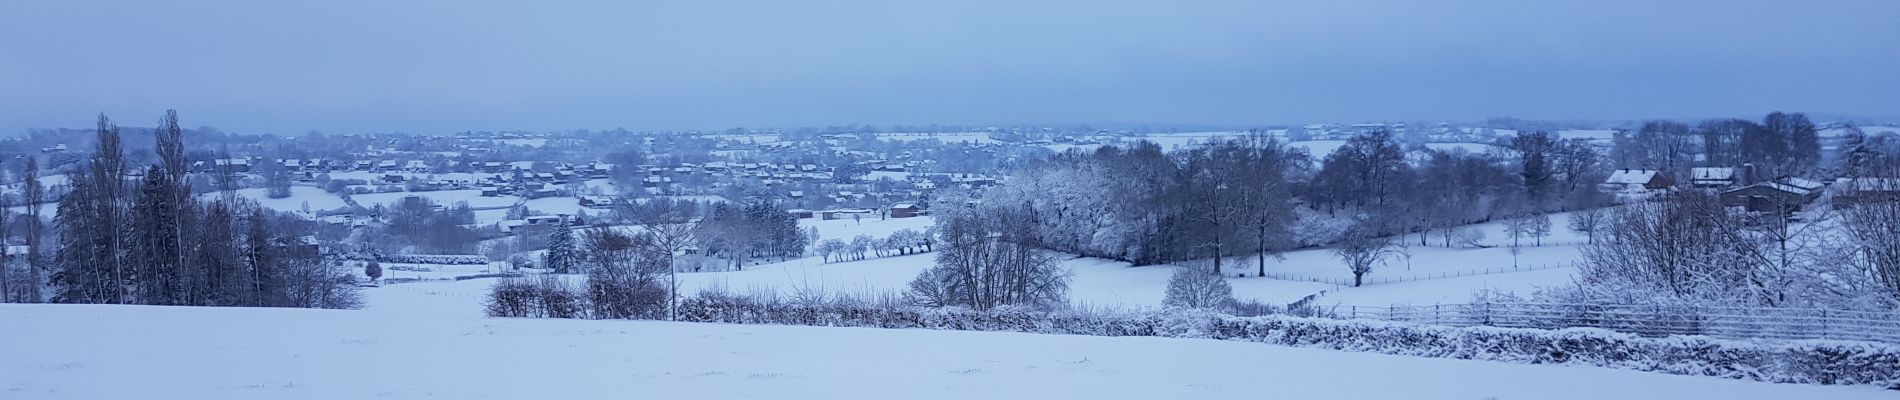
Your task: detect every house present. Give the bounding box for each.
[1778,177,1825,194]
[820,209,873,220]
[499,215,567,233]
[1832,177,1900,208]
[1689,167,1735,188]
[579,195,622,208]
[1600,169,1671,192]
[1721,180,1821,212]
[889,203,923,218]
[480,186,501,197]
[193,158,252,173]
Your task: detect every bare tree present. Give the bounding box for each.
[1840,184,1900,304]
[1333,225,1399,287]
[619,199,698,319]
[906,198,1068,310]
[1567,208,1606,244]
[1526,213,1552,247]
[1162,263,1233,309]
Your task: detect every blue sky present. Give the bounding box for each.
[2,1,1896,134]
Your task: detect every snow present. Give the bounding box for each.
[1421,142,1502,154]
[378,210,1597,317]
[800,215,934,245]
[1556,129,1619,142]
[1308,267,1579,307]
[874,132,1000,144]
[1130,132,1249,150]
[353,189,519,210]
[1,304,1886,400]
[201,187,350,212]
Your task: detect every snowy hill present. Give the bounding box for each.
[1,304,1886,400]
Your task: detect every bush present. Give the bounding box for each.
[377,254,489,265]
[483,275,585,318]
[1162,265,1232,310]
[669,292,1900,386]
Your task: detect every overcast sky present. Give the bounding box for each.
[2,1,1896,134]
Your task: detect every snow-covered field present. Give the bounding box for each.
[388,210,1589,318]
[1,304,1886,400]
[202,187,350,212]
[801,215,933,244]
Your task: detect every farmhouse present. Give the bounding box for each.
[889,203,923,218]
[1688,167,1735,188]
[1600,169,1671,192]
[1721,180,1821,212]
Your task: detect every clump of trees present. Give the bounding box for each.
[1570,187,1899,310]
[906,194,1069,311]
[16,112,360,309]
[976,129,1606,281]
[979,135,1303,277]
[696,200,807,270]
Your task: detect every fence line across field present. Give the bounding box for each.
[1308,302,1900,343]
[1257,262,1573,287]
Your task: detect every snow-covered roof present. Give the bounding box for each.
[1729,182,1812,196]
[1604,169,1659,185]
[1777,177,1824,191]
[1690,167,1733,181]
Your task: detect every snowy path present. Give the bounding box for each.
[1,304,1888,399]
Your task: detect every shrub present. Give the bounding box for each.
[669,292,1900,386]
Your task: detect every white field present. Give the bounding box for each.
[873,132,1001,144]
[203,187,350,212]
[1422,142,1503,154]
[353,189,520,210]
[1556,129,1619,142]
[1,304,1887,400]
[801,215,934,244]
[368,211,1586,314]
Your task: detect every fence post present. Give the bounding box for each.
[1351,306,1358,319]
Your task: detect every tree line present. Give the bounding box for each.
[0,112,359,308]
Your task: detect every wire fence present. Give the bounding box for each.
[1258,262,1573,287]
[1308,302,1900,343]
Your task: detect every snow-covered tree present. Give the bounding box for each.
[543,224,578,274]
[364,261,382,284]
[1162,265,1232,309]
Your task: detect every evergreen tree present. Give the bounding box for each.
[1511,131,1556,203]
[544,224,579,274]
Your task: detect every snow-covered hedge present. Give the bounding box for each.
[674,294,1900,386]
[376,254,489,265]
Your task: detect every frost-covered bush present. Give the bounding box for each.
[669,292,1900,386]
[377,254,489,265]
[484,276,586,319]
[1163,265,1233,310]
